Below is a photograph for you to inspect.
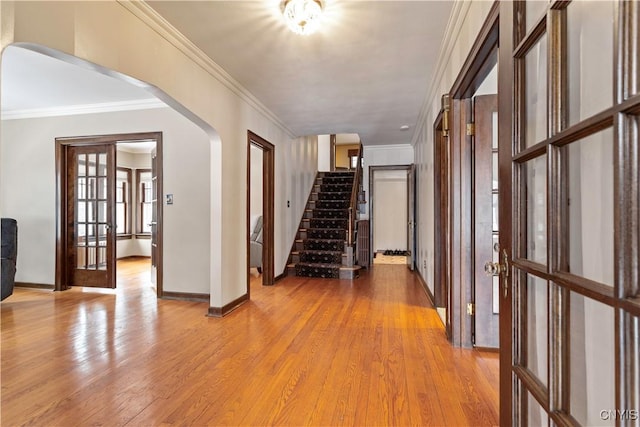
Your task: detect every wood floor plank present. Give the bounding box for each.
[1,259,499,426]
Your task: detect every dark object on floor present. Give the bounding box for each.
[383,249,408,256]
[1,218,18,301]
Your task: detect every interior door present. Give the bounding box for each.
[499,2,639,426]
[406,164,416,270]
[473,94,499,348]
[67,144,116,288]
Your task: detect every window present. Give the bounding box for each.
[116,167,132,238]
[136,169,152,237]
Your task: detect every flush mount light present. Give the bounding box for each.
[282,0,324,35]
[400,125,410,131]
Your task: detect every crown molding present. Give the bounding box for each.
[411,0,473,147]
[117,1,296,139]
[1,98,167,120]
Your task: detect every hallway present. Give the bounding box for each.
[1,262,498,426]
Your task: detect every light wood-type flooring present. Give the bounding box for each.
[1,257,499,426]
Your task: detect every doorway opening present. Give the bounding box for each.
[55,132,164,296]
[246,131,275,292]
[368,165,416,269]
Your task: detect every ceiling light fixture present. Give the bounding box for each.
[282,0,324,36]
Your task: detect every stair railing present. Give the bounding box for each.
[347,143,363,248]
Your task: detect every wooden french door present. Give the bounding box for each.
[66,144,116,288]
[473,94,499,349]
[499,1,640,425]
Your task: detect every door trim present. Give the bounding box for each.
[445,1,499,349]
[55,132,164,297]
[246,131,275,293]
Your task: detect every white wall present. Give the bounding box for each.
[317,134,330,172]
[249,144,263,231]
[2,2,318,308]
[0,107,211,294]
[116,148,152,259]
[412,1,495,294]
[372,170,407,252]
[362,144,414,219]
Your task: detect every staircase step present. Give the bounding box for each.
[312,208,349,219]
[319,183,353,193]
[309,218,348,229]
[299,250,343,264]
[295,262,341,279]
[303,239,344,251]
[317,191,352,201]
[315,200,350,209]
[307,228,346,240]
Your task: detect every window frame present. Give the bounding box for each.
[116,167,133,240]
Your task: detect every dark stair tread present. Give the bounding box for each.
[295,262,343,268]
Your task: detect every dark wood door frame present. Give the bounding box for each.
[444,0,507,422]
[433,108,452,338]
[246,131,275,293]
[368,164,414,267]
[445,1,498,349]
[55,132,164,297]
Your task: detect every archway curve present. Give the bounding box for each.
[1,42,222,305]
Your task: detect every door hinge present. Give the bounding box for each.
[467,302,475,316]
[466,123,475,136]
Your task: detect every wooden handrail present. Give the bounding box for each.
[347,143,363,247]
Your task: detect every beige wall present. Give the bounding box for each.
[335,144,359,169]
[0,107,212,294]
[1,2,318,307]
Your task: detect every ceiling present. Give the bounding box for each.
[1,1,454,146]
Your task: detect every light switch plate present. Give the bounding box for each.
[166,194,173,205]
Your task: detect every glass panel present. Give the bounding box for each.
[525,156,547,264]
[492,193,499,232]
[525,34,548,148]
[98,153,107,176]
[491,111,498,149]
[88,154,97,176]
[566,128,614,286]
[97,178,107,200]
[77,178,86,200]
[87,247,96,269]
[567,0,614,127]
[116,204,125,234]
[77,202,86,223]
[77,154,86,177]
[492,152,498,190]
[87,178,96,200]
[98,201,107,223]
[97,247,107,271]
[87,201,96,223]
[569,292,615,426]
[525,1,548,35]
[527,390,549,426]
[97,224,107,243]
[87,225,96,246]
[77,223,86,246]
[527,274,548,387]
[76,247,86,269]
[492,275,500,314]
[142,203,152,233]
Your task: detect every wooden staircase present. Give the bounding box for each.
[287,171,360,279]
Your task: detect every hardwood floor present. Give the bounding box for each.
[1,259,498,426]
